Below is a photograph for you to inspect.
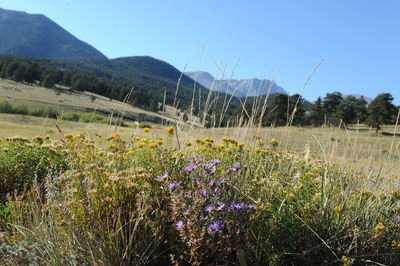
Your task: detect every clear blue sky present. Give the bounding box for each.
[1,0,399,104]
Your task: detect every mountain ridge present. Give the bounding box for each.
[185,71,287,98]
[0,7,107,59]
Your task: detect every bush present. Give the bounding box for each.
[0,100,13,113]
[60,111,81,121]
[0,136,67,202]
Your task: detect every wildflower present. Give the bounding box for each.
[143,127,150,133]
[198,189,207,197]
[157,172,169,182]
[218,178,225,184]
[269,138,279,147]
[168,182,180,190]
[204,164,216,174]
[165,127,174,136]
[107,133,120,140]
[208,180,215,187]
[176,220,185,231]
[207,220,224,234]
[256,139,264,145]
[233,162,241,169]
[204,205,214,212]
[184,164,197,172]
[210,159,220,165]
[215,201,225,211]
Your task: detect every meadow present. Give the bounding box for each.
[0,112,399,265]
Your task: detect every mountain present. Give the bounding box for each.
[0,7,107,59]
[43,56,215,107]
[185,71,287,98]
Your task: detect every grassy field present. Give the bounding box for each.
[1,113,399,172]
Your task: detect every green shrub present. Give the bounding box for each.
[60,111,81,121]
[138,122,152,128]
[0,136,67,202]
[0,100,13,113]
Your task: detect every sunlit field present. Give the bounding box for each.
[0,113,399,265]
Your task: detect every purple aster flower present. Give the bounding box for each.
[157,172,168,181]
[209,159,221,165]
[228,202,239,211]
[215,201,225,211]
[208,180,215,187]
[203,163,212,170]
[233,162,241,169]
[168,182,180,189]
[246,204,254,210]
[182,210,190,216]
[207,220,224,234]
[218,178,225,184]
[176,220,185,231]
[184,164,197,172]
[204,205,214,212]
[209,166,216,174]
[198,189,207,197]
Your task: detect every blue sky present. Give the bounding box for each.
[1,0,399,104]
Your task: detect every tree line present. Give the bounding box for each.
[0,55,160,112]
[234,92,399,132]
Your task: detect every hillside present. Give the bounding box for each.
[0,8,106,59]
[0,78,198,125]
[39,56,241,115]
[185,71,287,98]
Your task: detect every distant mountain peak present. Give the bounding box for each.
[185,71,287,98]
[0,7,107,59]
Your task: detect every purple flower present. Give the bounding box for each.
[228,202,254,211]
[215,201,225,211]
[246,204,254,210]
[204,205,214,212]
[157,172,168,181]
[209,166,216,174]
[182,210,190,216]
[209,159,221,165]
[218,178,225,184]
[168,182,180,189]
[176,220,185,230]
[198,189,207,197]
[207,220,224,234]
[208,180,215,187]
[233,162,241,169]
[184,164,197,172]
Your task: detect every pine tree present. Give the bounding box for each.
[367,93,396,132]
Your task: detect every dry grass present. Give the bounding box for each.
[1,113,398,175]
[0,78,200,126]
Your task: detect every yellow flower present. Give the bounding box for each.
[165,126,174,136]
[135,142,144,149]
[143,127,151,133]
[256,139,264,146]
[269,138,278,147]
[107,133,120,141]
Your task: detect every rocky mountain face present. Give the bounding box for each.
[185,71,286,98]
